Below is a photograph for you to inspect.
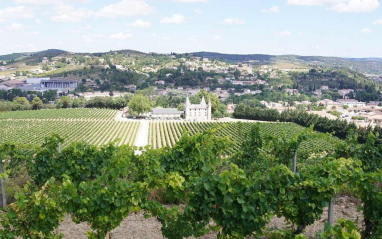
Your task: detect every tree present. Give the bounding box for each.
[128,94,152,116]
[57,96,72,109]
[177,103,184,111]
[43,90,57,102]
[113,97,127,109]
[32,97,43,110]
[72,97,86,108]
[13,97,29,106]
[234,70,241,80]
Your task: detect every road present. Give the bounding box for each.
[133,120,149,155]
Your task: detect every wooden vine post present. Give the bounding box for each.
[0,159,6,207]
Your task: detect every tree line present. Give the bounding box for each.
[233,103,382,143]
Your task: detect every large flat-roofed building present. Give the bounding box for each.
[26,77,50,84]
[151,108,184,119]
[41,78,78,89]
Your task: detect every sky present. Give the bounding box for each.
[0,0,382,58]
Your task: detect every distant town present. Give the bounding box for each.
[1,50,382,128]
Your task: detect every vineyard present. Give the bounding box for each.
[149,122,339,154]
[0,128,380,239]
[0,109,139,146]
[0,108,117,120]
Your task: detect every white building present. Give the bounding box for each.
[184,96,212,121]
[320,85,329,91]
[338,89,354,98]
[26,77,50,84]
[151,108,183,119]
[337,99,366,107]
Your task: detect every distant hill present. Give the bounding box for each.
[191,52,273,63]
[1,49,382,75]
[0,52,31,61]
[191,52,382,75]
[0,49,67,62]
[30,49,68,58]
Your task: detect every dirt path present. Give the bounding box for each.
[134,120,149,155]
[57,196,362,239]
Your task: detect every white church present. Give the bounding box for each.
[184,96,212,121]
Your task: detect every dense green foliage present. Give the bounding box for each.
[128,94,152,115]
[193,52,382,75]
[0,123,380,238]
[234,104,382,143]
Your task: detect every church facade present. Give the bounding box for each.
[184,96,212,121]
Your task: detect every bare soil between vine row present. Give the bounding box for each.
[57,196,363,239]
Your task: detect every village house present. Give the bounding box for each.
[227,104,236,114]
[367,101,380,107]
[338,89,354,98]
[42,57,49,64]
[284,89,300,96]
[368,115,382,125]
[320,85,329,91]
[0,85,11,91]
[337,99,366,107]
[156,89,166,95]
[231,81,255,86]
[2,80,26,88]
[125,84,137,91]
[316,99,342,109]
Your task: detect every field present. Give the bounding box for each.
[0,109,139,146]
[0,109,340,154]
[148,121,339,154]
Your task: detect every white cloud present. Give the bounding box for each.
[62,24,92,34]
[186,36,198,42]
[361,27,373,33]
[7,23,26,32]
[194,9,202,14]
[213,35,221,40]
[14,0,90,5]
[51,3,93,22]
[81,34,106,43]
[96,0,154,18]
[373,19,382,24]
[222,18,245,25]
[287,0,379,13]
[34,18,42,24]
[160,14,186,24]
[108,32,133,40]
[28,31,39,35]
[128,19,151,27]
[14,0,55,4]
[311,45,323,50]
[0,6,34,22]
[169,0,208,2]
[262,6,280,13]
[162,36,171,40]
[274,30,292,36]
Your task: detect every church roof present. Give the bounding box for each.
[201,96,206,105]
